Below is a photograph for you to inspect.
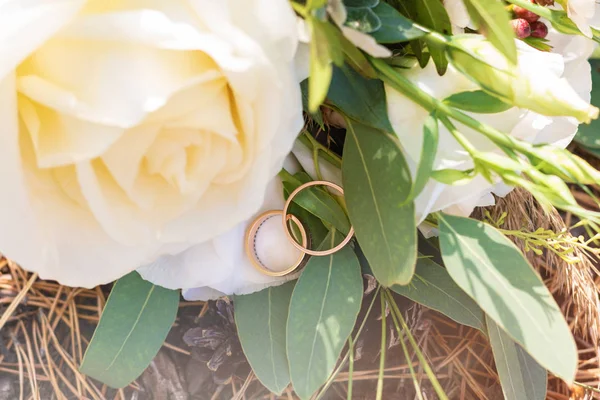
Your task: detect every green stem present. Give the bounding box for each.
[299,131,342,168]
[376,293,386,400]
[347,336,354,400]
[505,0,552,19]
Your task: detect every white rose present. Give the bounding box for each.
[0,0,303,288]
[385,36,593,223]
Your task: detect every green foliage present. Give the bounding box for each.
[443,90,513,114]
[279,169,351,235]
[413,0,451,74]
[235,282,295,395]
[487,316,547,400]
[371,2,427,43]
[576,59,600,151]
[80,272,179,388]
[438,214,577,383]
[328,63,393,132]
[343,121,417,286]
[287,231,363,400]
[523,36,553,52]
[391,257,484,331]
[463,0,517,64]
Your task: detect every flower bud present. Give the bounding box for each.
[513,5,540,22]
[446,35,599,123]
[530,21,549,38]
[511,18,532,38]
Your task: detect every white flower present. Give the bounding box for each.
[564,0,597,37]
[444,0,472,30]
[0,0,303,288]
[385,35,593,223]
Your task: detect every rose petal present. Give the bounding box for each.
[0,0,85,80]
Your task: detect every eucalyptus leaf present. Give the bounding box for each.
[576,59,600,150]
[392,257,484,331]
[328,63,393,132]
[235,282,295,395]
[345,7,382,33]
[287,231,363,400]
[487,316,547,400]
[371,2,427,43]
[408,114,438,200]
[438,214,577,383]
[343,121,417,286]
[279,169,351,235]
[80,272,179,388]
[443,90,512,114]
[463,0,517,64]
[413,0,451,74]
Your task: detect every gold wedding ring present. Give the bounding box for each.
[282,180,354,256]
[244,210,309,277]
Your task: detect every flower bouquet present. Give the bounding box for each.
[3,0,600,398]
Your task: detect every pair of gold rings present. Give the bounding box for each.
[244,180,354,277]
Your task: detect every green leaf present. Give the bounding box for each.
[463,0,517,64]
[408,114,438,200]
[392,257,484,331]
[392,0,431,67]
[235,282,295,395]
[438,214,577,383]
[523,36,553,52]
[279,169,351,235]
[328,63,393,132]
[413,0,451,74]
[287,231,363,400]
[371,2,427,43]
[576,59,600,150]
[343,121,417,286]
[80,272,179,388]
[431,168,475,185]
[346,7,382,33]
[301,80,325,128]
[443,90,513,114]
[486,316,547,400]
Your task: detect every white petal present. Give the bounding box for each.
[341,27,392,58]
[0,0,85,80]
[444,0,471,28]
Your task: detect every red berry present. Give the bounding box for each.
[511,18,531,39]
[513,5,540,22]
[530,21,549,38]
